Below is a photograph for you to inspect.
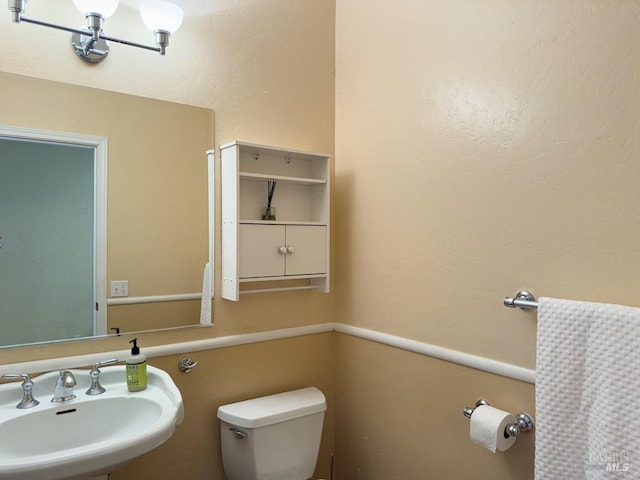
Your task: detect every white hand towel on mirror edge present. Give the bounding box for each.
[535,297,640,480]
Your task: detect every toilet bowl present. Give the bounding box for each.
[217,387,326,480]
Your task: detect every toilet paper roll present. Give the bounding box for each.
[469,405,517,453]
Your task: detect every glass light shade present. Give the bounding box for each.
[140,1,183,34]
[72,0,119,18]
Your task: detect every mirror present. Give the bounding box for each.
[0,71,215,348]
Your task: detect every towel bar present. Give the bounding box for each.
[503,290,538,310]
[240,285,319,295]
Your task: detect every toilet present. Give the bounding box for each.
[217,387,327,480]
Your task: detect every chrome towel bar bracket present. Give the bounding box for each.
[503,290,538,310]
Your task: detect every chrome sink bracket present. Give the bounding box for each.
[1,373,40,409]
[86,358,118,395]
[52,370,77,402]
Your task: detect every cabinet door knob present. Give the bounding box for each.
[279,246,287,254]
[287,246,295,254]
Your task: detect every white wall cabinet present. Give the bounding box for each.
[221,141,330,301]
[239,224,326,278]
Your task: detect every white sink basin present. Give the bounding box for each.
[0,365,183,480]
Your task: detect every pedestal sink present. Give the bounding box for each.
[0,365,183,480]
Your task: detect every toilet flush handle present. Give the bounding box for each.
[229,427,247,439]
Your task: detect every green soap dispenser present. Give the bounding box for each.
[126,338,147,392]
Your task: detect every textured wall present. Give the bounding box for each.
[334,0,640,477]
[335,334,534,479]
[335,0,640,367]
[0,0,335,153]
[110,334,335,479]
[0,2,335,478]
[0,0,335,351]
[5,0,633,478]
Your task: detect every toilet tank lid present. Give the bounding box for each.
[217,387,327,428]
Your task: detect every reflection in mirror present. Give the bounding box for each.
[0,72,215,348]
[0,133,104,346]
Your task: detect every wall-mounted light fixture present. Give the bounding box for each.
[7,0,184,63]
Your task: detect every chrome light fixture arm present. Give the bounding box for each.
[99,31,164,53]
[10,0,89,36]
[7,0,179,63]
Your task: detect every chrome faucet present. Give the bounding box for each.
[1,373,40,409]
[52,370,76,402]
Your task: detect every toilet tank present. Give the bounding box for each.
[217,387,327,480]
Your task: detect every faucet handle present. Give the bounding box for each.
[86,358,117,396]
[1,373,40,409]
[93,358,118,370]
[1,373,30,381]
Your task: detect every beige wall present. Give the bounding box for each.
[0,3,335,351]
[335,0,640,478]
[335,335,534,479]
[0,1,335,479]
[112,333,335,480]
[0,1,335,154]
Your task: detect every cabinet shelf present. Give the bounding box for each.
[239,172,326,186]
[240,220,326,226]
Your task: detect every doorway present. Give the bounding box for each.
[0,127,106,347]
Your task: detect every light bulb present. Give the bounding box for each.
[140,1,183,34]
[72,0,119,18]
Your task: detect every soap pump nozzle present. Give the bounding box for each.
[130,337,140,355]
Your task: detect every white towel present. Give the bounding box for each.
[536,297,640,480]
[199,262,212,325]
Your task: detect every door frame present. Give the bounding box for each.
[0,124,108,336]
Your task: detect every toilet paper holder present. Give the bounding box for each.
[463,399,534,438]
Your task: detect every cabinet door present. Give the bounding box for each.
[285,225,327,276]
[239,224,285,278]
